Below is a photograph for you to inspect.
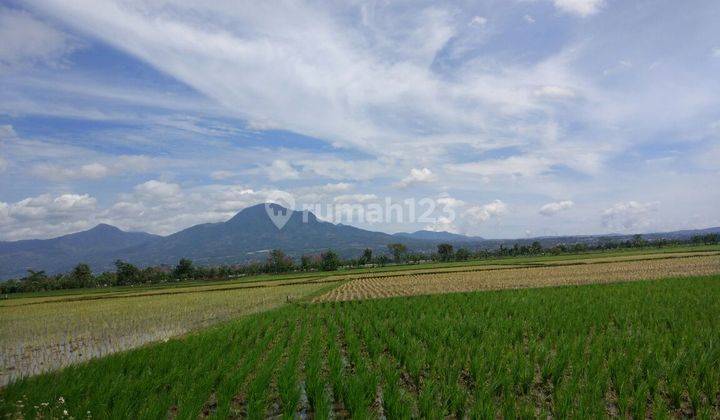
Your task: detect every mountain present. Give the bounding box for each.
[0,224,160,279]
[120,203,411,267]
[394,230,483,242]
[1,202,718,280]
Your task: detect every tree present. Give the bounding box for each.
[530,241,543,254]
[173,258,195,280]
[437,243,454,262]
[455,248,470,261]
[71,263,94,288]
[377,255,389,266]
[300,255,314,271]
[387,243,407,263]
[266,250,293,273]
[320,250,340,271]
[632,234,645,247]
[115,260,142,285]
[361,248,373,265]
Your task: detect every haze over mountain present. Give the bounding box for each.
[394,230,484,242]
[1,203,718,280]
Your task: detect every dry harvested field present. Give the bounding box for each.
[321,250,720,281]
[317,254,720,302]
[0,280,337,386]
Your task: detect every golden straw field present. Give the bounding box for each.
[0,280,336,386]
[316,254,720,302]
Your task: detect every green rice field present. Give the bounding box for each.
[2,274,719,418]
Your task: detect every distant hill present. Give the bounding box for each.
[0,224,160,279]
[394,230,483,242]
[1,202,718,280]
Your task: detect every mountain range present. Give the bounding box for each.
[1,203,718,280]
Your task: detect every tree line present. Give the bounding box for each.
[1,233,717,294]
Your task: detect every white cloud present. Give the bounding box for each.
[448,155,553,178]
[0,193,98,239]
[534,85,575,100]
[539,200,574,216]
[319,182,351,193]
[524,14,536,24]
[0,125,10,172]
[465,200,508,223]
[29,155,154,181]
[424,216,459,234]
[470,16,487,26]
[396,168,436,188]
[0,7,77,70]
[20,0,598,166]
[298,159,387,181]
[602,201,659,231]
[712,47,720,58]
[133,180,182,202]
[437,196,465,209]
[0,124,16,138]
[266,160,300,181]
[552,0,604,17]
[333,194,378,204]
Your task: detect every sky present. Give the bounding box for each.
[1,0,719,240]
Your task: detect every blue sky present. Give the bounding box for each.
[1,0,719,240]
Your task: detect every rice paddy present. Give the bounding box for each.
[2,275,720,418]
[0,280,337,387]
[317,253,720,301]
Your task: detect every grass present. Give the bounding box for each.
[3,274,720,418]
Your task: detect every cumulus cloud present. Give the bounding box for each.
[266,160,300,181]
[133,180,182,202]
[0,193,97,239]
[602,201,659,231]
[424,216,460,234]
[464,200,508,223]
[539,200,574,216]
[318,182,351,193]
[552,0,604,17]
[396,168,436,188]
